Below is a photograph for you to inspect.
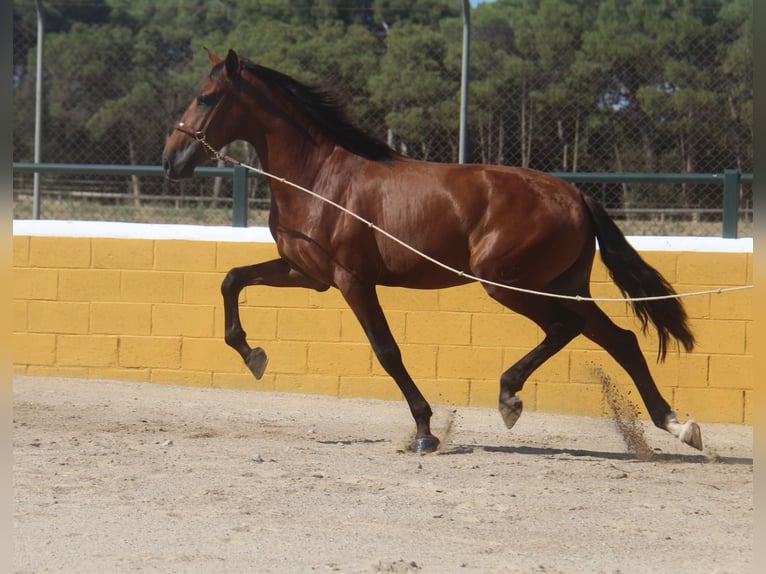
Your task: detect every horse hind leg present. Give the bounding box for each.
[575,301,703,450]
[483,290,585,431]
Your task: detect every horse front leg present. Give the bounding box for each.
[222,258,328,379]
[340,282,439,453]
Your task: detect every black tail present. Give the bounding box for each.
[582,194,694,361]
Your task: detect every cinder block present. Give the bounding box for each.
[13,333,56,365]
[26,365,90,378]
[259,341,309,374]
[274,374,339,396]
[690,320,747,355]
[119,336,181,369]
[230,306,279,341]
[589,258,611,283]
[340,309,405,342]
[675,291,711,319]
[709,355,752,389]
[242,286,312,308]
[307,342,371,375]
[58,335,118,367]
[28,301,90,334]
[709,288,752,321]
[536,381,604,417]
[150,369,213,387]
[417,378,470,406]
[471,313,538,347]
[378,287,439,311]
[181,337,246,373]
[600,380,650,420]
[438,284,499,313]
[120,270,184,303]
[339,376,403,401]
[183,272,224,304]
[212,371,276,392]
[569,350,610,383]
[215,242,278,272]
[13,236,30,266]
[29,236,91,268]
[467,378,501,408]
[566,332,604,352]
[674,387,744,424]
[369,344,434,378]
[90,367,151,382]
[92,238,154,269]
[309,288,347,309]
[437,345,503,380]
[528,350,570,383]
[677,252,748,285]
[277,308,341,341]
[90,302,152,335]
[744,390,752,425]
[655,353,709,389]
[14,268,58,300]
[13,300,28,332]
[370,344,438,379]
[151,303,216,337]
[405,311,472,345]
[58,269,122,302]
[642,252,679,283]
[154,240,217,272]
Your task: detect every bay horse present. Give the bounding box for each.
[163,49,703,453]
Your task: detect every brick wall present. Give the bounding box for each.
[12,230,752,425]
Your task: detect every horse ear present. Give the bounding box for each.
[224,49,241,78]
[205,47,221,65]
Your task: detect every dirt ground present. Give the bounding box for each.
[13,376,752,573]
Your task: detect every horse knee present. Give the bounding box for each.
[221,267,244,297]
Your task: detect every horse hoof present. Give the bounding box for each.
[246,347,269,380]
[412,436,440,453]
[679,419,703,451]
[499,396,523,430]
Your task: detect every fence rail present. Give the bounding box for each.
[13,162,752,238]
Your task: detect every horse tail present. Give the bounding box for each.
[581,194,694,361]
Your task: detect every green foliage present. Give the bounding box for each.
[12,0,752,194]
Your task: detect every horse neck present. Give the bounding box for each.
[243,93,335,191]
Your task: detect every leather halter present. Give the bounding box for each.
[173,91,227,143]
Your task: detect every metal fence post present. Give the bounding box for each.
[232,165,248,227]
[722,168,739,239]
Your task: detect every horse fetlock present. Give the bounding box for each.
[499,395,523,430]
[246,347,269,380]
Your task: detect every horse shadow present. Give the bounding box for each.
[438,443,753,465]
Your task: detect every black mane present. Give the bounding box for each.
[224,58,396,163]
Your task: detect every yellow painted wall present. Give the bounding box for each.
[12,233,752,425]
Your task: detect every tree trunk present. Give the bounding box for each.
[128,133,141,207]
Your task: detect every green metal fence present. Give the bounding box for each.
[12,163,752,239]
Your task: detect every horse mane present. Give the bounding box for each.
[221,58,396,163]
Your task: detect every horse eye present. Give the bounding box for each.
[197,94,215,107]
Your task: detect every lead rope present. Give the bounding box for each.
[193,133,753,303]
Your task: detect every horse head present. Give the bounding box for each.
[162,49,245,180]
